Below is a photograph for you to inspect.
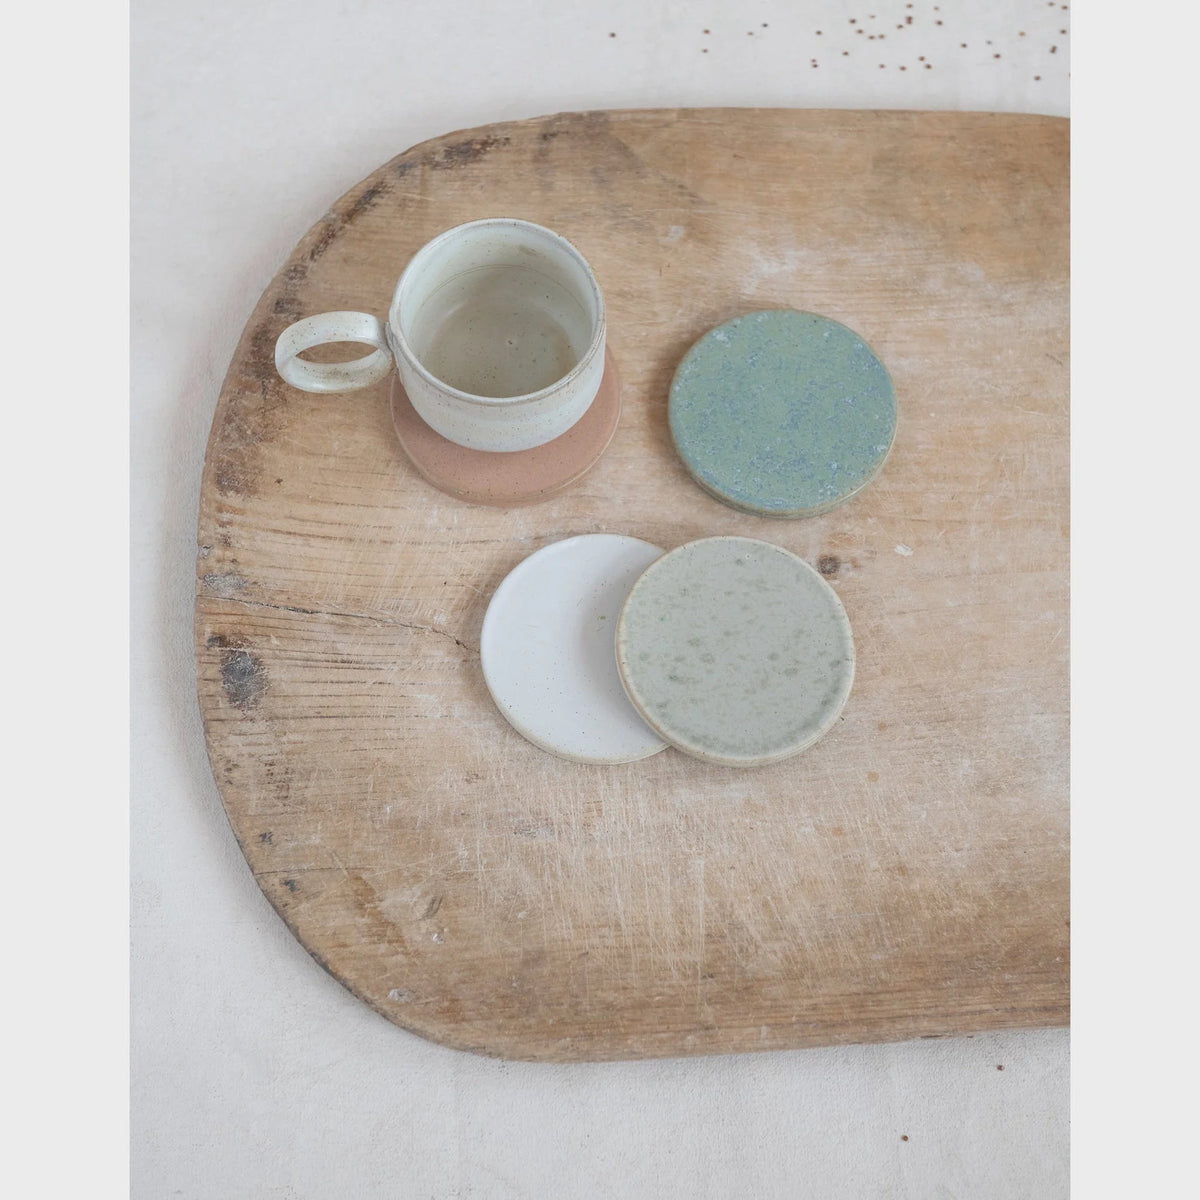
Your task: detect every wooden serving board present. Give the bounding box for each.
[195,109,1068,1061]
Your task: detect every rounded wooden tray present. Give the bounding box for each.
[195,109,1069,1061]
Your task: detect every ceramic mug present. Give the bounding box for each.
[274,218,606,453]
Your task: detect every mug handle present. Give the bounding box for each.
[274,311,393,393]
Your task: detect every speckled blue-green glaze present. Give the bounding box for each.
[615,537,855,767]
[669,310,897,518]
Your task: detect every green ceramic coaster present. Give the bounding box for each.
[668,310,897,518]
[615,536,855,767]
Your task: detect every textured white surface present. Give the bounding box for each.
[132,1,1069,1196]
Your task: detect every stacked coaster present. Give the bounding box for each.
[615,536,855,766]
[481,534,855,768]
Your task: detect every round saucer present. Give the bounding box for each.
[615,536,855,767]
[390,347,622,506]
[669,310,897,518]
[480,534,668,764]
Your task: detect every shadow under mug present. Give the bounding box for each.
[274,218,606,454]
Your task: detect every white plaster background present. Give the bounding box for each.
[131,2,1070,1196]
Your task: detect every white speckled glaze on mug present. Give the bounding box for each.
[274,219,606,453]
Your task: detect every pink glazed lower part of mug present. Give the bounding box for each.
[389,347,622,506]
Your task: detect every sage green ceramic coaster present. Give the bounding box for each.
[615,536,855,767]
[669,310,897,518]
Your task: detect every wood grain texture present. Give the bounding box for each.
[195,109,1068,1061]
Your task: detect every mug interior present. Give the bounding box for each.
[392,221,602,400]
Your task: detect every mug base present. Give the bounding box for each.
[389,346,622,506]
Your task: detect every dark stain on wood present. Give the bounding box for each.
[306,221,341,263]
[305,180,393,265]
[248,320,280,379]
[818,554,841,576]
[348,180,388,217]
[220,647,268,710]
[431,134,511,170]
[210,319,296,496]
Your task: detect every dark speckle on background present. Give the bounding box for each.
[623,4,1068,95]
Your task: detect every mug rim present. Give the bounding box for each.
[387,217,606,409]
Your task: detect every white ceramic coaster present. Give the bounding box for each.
[480,535,668,764]
[615,536,855,767]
